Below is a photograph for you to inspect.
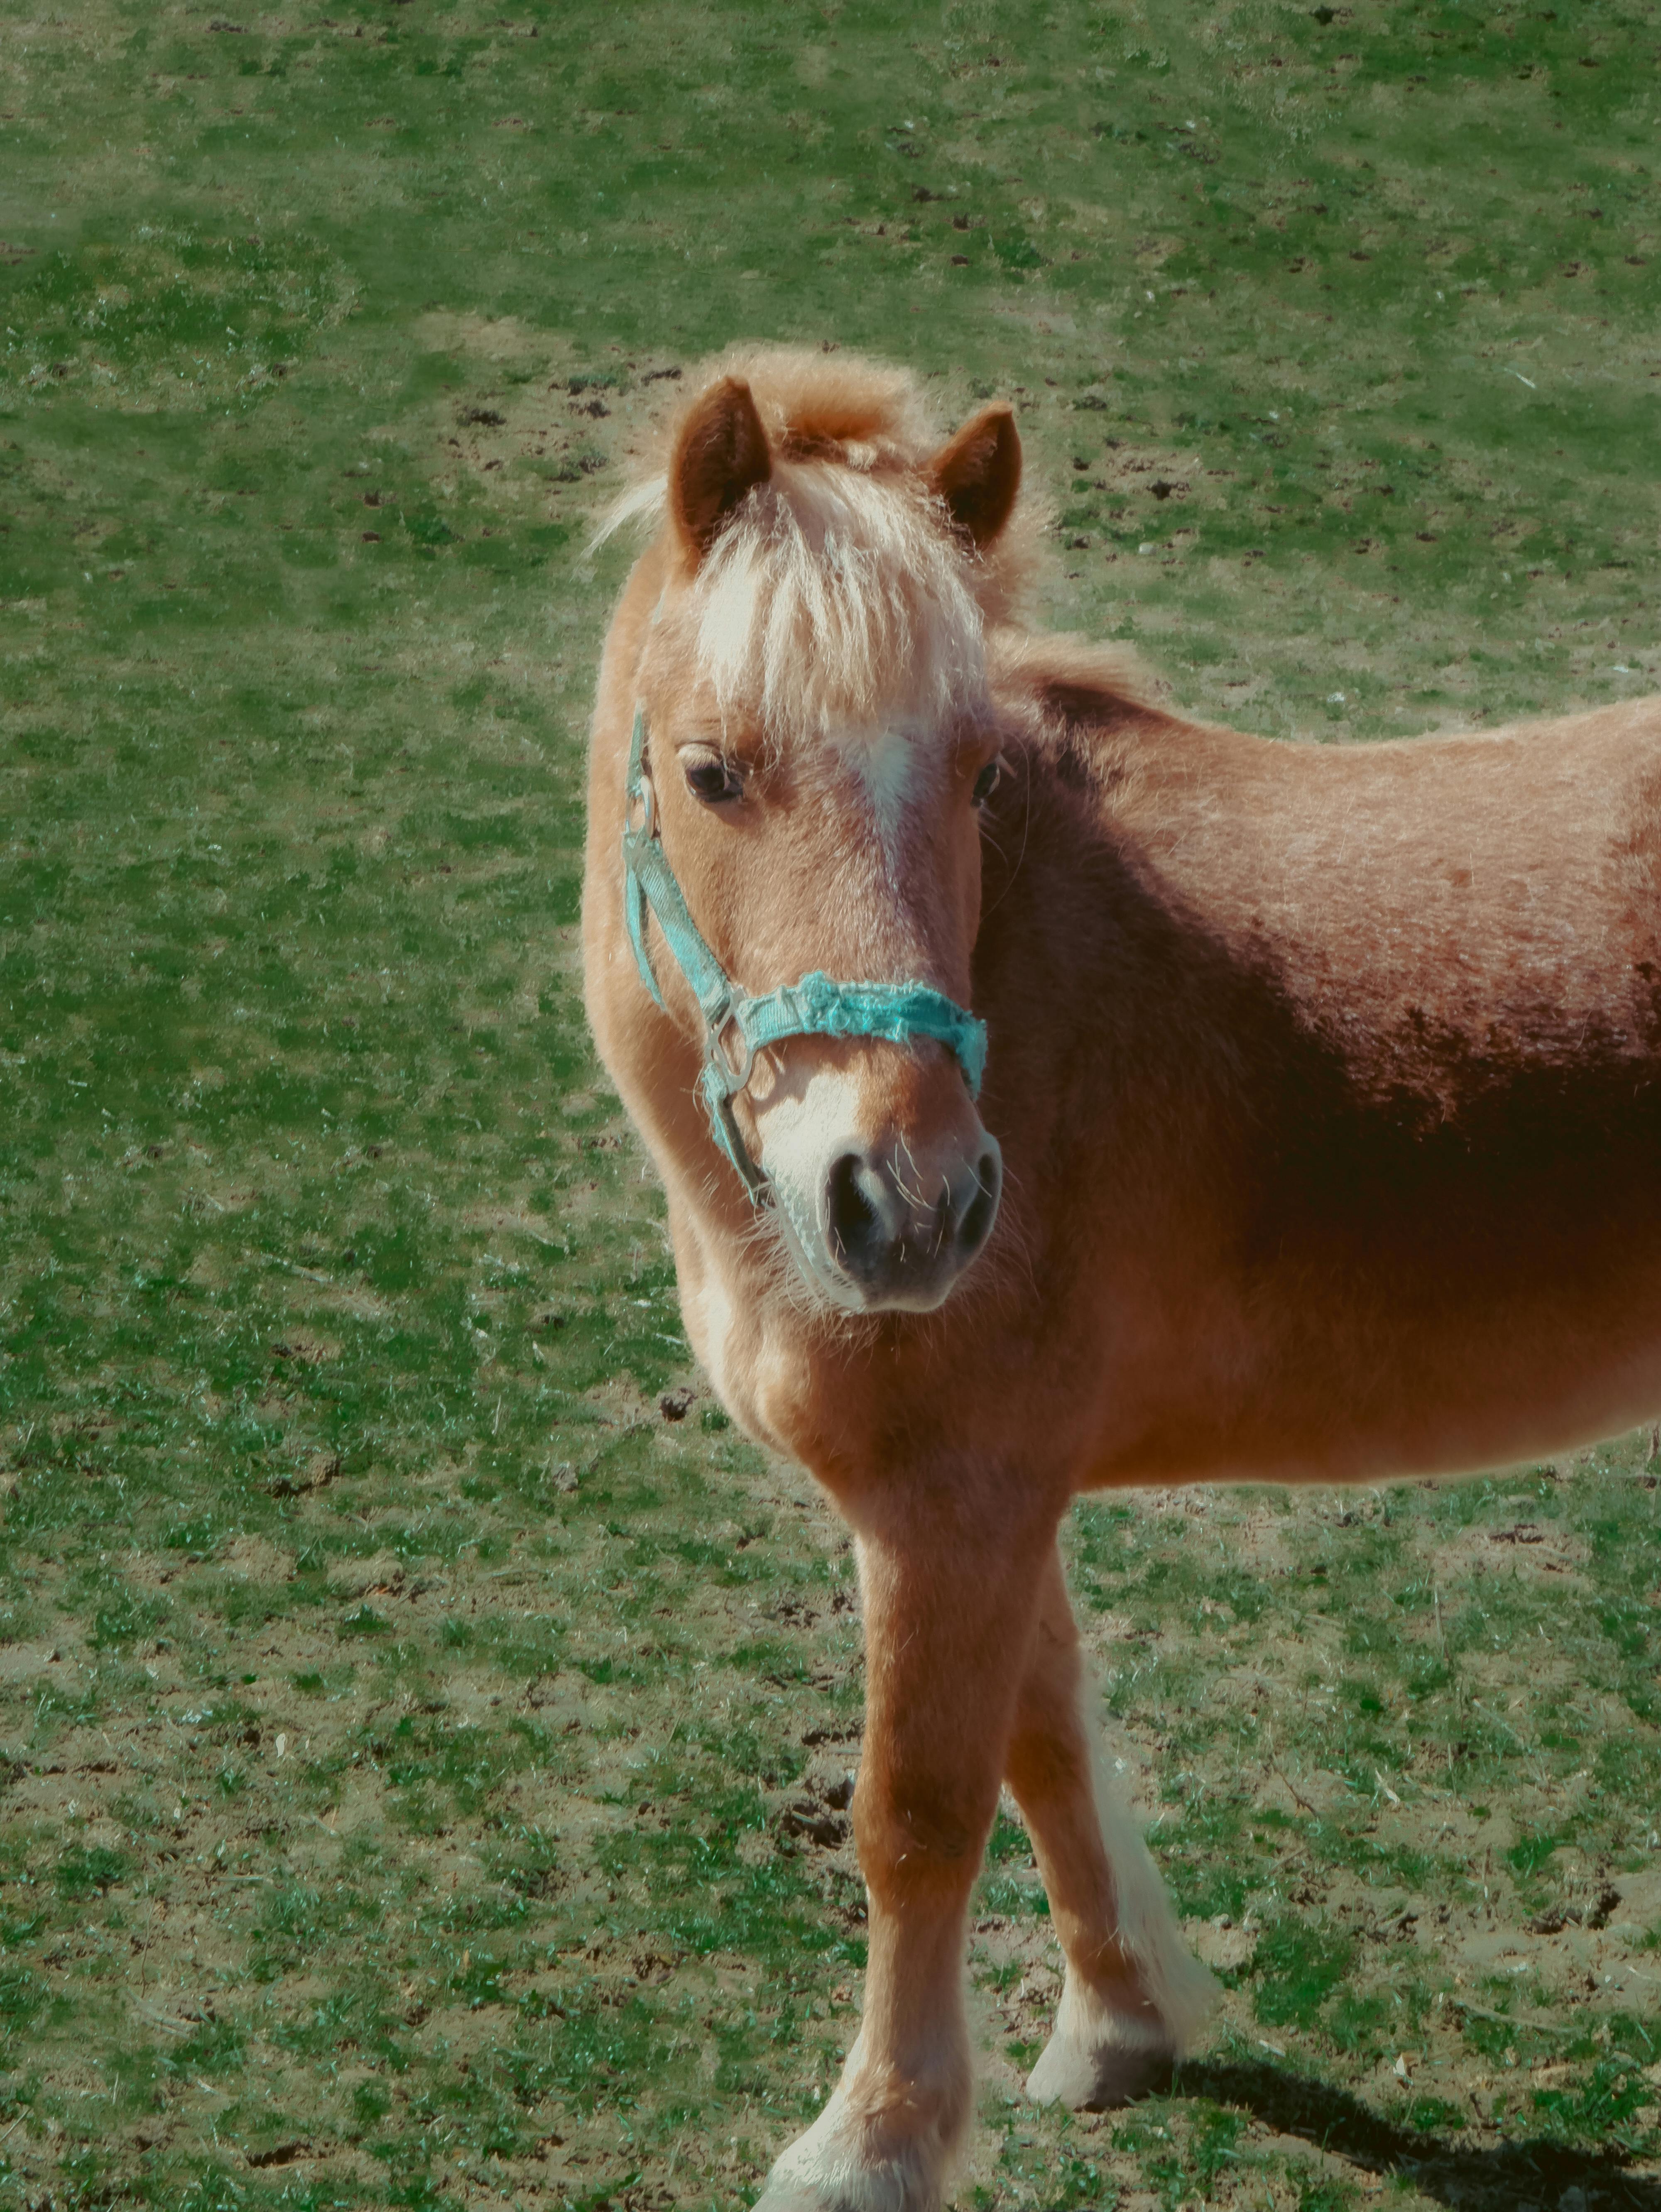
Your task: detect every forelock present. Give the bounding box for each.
[689,461,987,735]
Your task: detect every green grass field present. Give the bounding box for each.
[3,3,1660,2205]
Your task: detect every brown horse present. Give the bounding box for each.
[582,347,1661,2210]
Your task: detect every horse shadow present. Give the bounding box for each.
[1171,2057,1661,2211]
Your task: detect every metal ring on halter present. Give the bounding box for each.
[625,766,657,844]
[707,1004,756,1093]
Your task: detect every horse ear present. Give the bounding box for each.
[928,403,1021,549]
[670,375,772,564]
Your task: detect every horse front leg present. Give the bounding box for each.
[1007,1547,1217,2109]
[757,1499,1054,2212]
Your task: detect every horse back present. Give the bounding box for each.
[981,648,1661,1482]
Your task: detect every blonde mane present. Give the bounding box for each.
[598,347,1036,736]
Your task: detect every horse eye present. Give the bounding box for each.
[972,757,1004,806]
[684,755,744,806]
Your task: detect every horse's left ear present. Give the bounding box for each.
[670,375,773,565]
[928,403,1022,549]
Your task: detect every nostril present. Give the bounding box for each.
[826,1153,884,1275]
[822,1143,997,1296]
[957,1151,1001,1258]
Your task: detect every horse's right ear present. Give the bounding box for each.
[670,376,772,565]
[928,403,1022,550]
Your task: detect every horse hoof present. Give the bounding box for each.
[1025,2021,1176,2111]
[756,2124,944,2212]
[755,2171,934,2212]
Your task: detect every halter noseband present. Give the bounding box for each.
[620,703,988,1205]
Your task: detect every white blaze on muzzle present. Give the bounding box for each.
[749,1060,1004,1314]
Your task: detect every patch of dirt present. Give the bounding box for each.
[218,1535,296,1584]
[325,1548,407,1600]
[408,311,566,367]
[265,1330,342,1365]
[1433,1517,1592,1585]
[266,1449,341,1498]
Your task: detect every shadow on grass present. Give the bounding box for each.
[1178,2058,1660,2211]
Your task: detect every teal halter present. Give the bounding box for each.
[621,704,988,1204]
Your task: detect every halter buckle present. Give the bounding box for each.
[706,1001,756,1093]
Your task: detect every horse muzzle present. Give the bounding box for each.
[745,1044,999,1311]
[818,1129,1003,1311]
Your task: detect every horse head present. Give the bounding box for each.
[604,357,1022,1313]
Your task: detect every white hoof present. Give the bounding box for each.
[1023,1957,1200,2112]
[757,2138,941,2212]
[1025,2005,1176,2111]
[754,2182,929,2212]
[756,2063,953,2212]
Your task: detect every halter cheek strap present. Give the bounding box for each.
[620,703,989,1205]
